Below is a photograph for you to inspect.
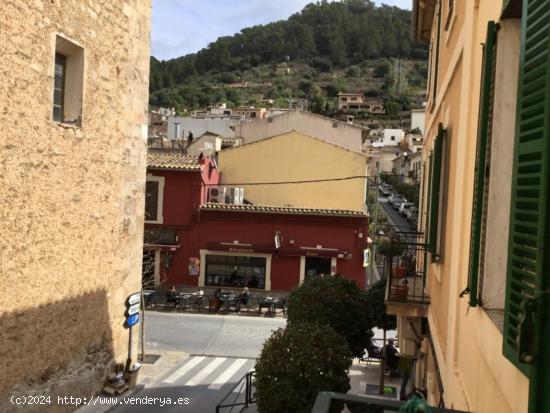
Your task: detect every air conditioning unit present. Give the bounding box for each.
[208,186,226,203]
[233,187,244,205]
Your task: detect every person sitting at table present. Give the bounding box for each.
[382,339,400,377]
[235,286,250,312]
[209,288,223,311]
[166,286,177,308]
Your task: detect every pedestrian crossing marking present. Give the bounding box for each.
[183,357,226,386]
[163,356,205,384]
[208,358,249,390]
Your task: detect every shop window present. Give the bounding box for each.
[205,255,266,289]
[305,257,331,279]
[52,35,84,125]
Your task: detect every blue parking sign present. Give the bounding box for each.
[127,313,140,327]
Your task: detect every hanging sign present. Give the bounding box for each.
[124,292,141,329]
[127,303,141,316]
[126,313,140,328]
[363,249,370,267]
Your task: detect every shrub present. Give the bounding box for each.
[287,275,372,357]
[255,323,352,413]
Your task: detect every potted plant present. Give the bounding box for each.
[392,266,406,278]
[390,279,409,301]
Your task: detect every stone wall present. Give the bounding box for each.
[0,1,151,410]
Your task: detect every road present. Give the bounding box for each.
[110,313,285,413]
[378,197,416,234]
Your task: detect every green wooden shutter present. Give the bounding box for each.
[466,21,498,307]
[503,2,550,401]
[428,124,444,262]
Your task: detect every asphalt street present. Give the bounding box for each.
[378,197,416,234]
[110,313,285,413]
[143,312,285,358]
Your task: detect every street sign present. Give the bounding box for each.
[126,313,139,327]
[127,292,141,305]
[363,249,370,267]
[127,303,140,316]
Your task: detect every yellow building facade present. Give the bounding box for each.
[218,131,368,211]
[385,1,550,412]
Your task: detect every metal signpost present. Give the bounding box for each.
[125,292,141,371]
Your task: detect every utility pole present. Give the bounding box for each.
[368,162,380,287]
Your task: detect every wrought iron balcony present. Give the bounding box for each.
[312,392,469,413]
[383,232,430,317]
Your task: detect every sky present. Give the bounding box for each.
[151,0,411,60]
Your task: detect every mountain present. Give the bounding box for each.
[149,0,428,118]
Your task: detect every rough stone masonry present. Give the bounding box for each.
[0,1,151,411]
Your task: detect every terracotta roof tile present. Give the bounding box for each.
[199,203,367,218]
[147,152,202,171]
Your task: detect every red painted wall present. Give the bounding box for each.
[145,158,369,291]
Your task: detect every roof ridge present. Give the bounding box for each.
[199,203,367,217]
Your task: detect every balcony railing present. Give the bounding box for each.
[385,231,430,305]
[312,392,469,413]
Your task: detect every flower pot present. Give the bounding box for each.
[390,285,408,301]
[392,266,406,278]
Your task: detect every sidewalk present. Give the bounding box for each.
[76,350,188,413]
[349,359,403,400]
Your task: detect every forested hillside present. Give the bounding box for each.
[149,0,428,117]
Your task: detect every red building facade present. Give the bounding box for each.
[144,152,369,293]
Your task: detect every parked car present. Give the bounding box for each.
[406,206,418,221]
[389,195,403,207]
[393,199,404,210]
[399,202,415,216]
[381,187,392,196]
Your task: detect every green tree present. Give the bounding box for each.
[287,276,372,357]
[255,324,352,413]
[364,278,396,331]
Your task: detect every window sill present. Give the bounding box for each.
[145,220,164,225]
[54,121,82,129]
[484,308,504,334]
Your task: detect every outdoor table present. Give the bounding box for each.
[178,293,193,310]
[220,294,237,312]
[259,297,277,314]
[143,290,156,307]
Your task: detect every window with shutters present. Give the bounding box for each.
[427,125,449,263]
[503,0,550,395]
[145,175,165,224]
[464,22,498,307]
[463,20,521,315]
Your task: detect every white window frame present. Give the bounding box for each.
[145,174,165,224]
[299,256,337,284]
[199,250,272,291]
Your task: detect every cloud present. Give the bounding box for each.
[151,0,411,60]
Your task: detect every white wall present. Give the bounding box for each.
[383,129,405,146]
[234,110,366,153]
[411,110,426,134]
[186,135,222,156]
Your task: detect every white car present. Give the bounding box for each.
[390,195,403,208]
